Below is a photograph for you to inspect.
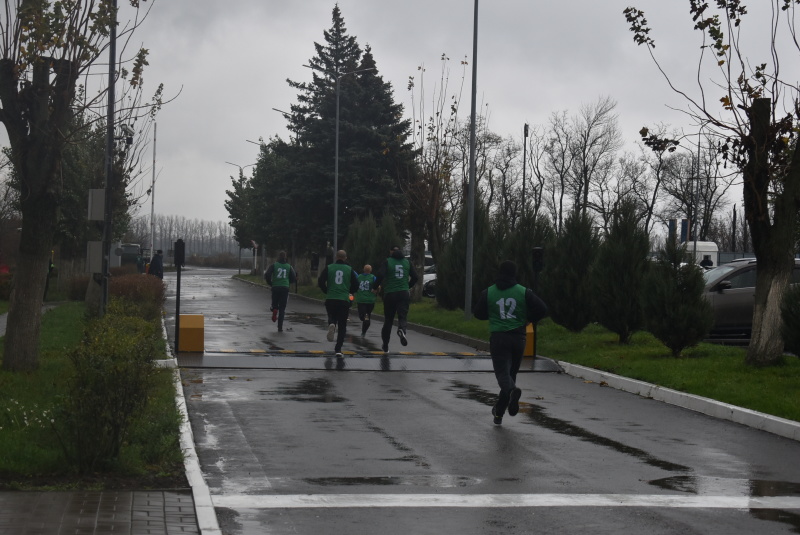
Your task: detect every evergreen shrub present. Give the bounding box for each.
[641,240,713,356]
[591,200,650,344]
[52,302,162,473]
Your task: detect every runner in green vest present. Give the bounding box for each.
[264,251,297,332]
[473,260,548,425]
[317,249,359,357]
[355,264,378,337]
[375,245,419,353]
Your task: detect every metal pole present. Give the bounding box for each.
[522,123,528,220]
[150,123,156,262]
[693,128,700,261]
[464,0,479,319]
[101,0,118,317]
[334,75,340,253]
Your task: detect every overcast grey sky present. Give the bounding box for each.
[119,1,786,224]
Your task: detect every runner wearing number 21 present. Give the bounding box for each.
[317,249,359,357]
[472,260,548,426]
[264,251,297,332]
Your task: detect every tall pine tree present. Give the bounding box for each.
[276,6,416,254]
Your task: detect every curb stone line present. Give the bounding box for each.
[558,361,800,442]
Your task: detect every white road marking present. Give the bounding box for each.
[212,493,800,510]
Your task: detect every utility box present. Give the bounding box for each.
[524,323,536,357]
[179,315,204,352]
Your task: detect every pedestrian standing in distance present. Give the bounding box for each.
[375,245,419,353]
[149,249,164,279]
[317,249,359,357]
[264,251,297,332]
[355,264,377,337]
[473,260,548,426]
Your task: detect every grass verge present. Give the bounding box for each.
[0,302,186,490]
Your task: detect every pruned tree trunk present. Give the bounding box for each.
[3,186,59,371]
[743,98,799,366]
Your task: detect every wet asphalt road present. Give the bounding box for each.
[165,267,800,535]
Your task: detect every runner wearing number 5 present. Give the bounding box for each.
[472,260,548,425]
[264,251,297,332]
[317,249,359,357]
[375,245,419,353]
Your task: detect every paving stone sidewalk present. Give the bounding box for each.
[0,490,199,535]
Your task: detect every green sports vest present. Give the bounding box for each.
[326,263,352,301]
[382,257,410,293]
[356,273,377,304]
[272,262,291,287]
[487,284,528,332]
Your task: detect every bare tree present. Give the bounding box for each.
[625,2,800,365]
[569,96,623,217]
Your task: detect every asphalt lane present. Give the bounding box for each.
[166,267,800,535]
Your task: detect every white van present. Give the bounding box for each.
[682,241,719,267]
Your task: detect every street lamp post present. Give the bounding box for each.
[303,64,375,252]
[464,0,479,318]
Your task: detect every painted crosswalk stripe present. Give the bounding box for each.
[212,493,800,510]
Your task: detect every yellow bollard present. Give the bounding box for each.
[179,314,204,352]
[524,323,536,357]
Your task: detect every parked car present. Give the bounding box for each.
[422,264,436,298]
[703,257,800,339]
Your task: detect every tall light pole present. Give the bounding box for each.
[100,0,118,317]
[522,123,529,220]
[149,123,157,263]
[464,0,479,318]
[303,64,375,252]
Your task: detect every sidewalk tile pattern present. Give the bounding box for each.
[0,490,199,535]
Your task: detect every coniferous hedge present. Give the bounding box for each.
[539,210,599,332]
[641,239,713,356]
[590,200,650,344]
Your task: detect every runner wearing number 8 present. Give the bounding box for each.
[472,260,548,425]
[317,249,359,357]
[375,245,419,353]
[264,251,297,332]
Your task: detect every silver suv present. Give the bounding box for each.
[703,258,800,339]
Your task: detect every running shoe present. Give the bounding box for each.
[272,308,278,322]
[398,328,408,346]
[326,323,336,342]
[508,387,522,416]
[492,406,503,425]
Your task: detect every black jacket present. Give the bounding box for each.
[472,275,548,334]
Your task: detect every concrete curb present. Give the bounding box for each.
[160,315,221,535]
[558,361,800,442]
[173,368,222,535]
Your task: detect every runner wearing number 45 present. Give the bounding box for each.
[355,264,378,337]
[472,260,548,426]
[317,249,359,357]
[375,245,419,353]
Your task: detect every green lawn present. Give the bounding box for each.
[240,275,800,423]
[0,302,184,488]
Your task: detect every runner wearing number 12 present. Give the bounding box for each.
[473,260,548,425]
[317,249,359,357]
